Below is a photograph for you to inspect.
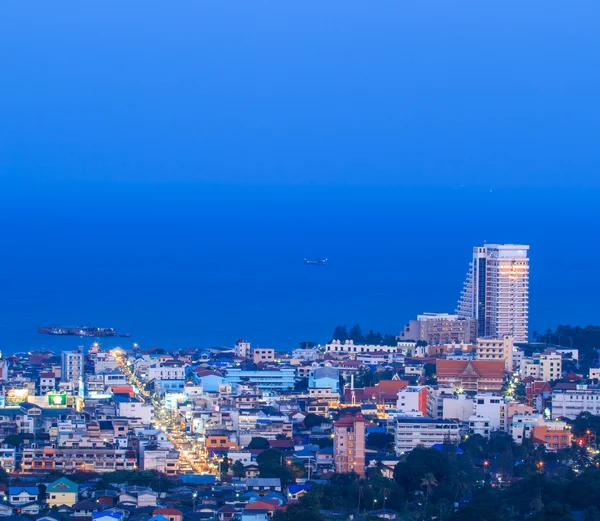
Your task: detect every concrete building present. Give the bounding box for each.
[61,349,84,383]
[468,394,507,437]
[400,313,476,345]
[252,348,275,364]
[235,338,251,358]
[457,244,529,342]
[396,386,428,417]
[333,411,366,476]
[436,360,505,394]
[225,368,295,391]
[552,386,600,419]
[308,367,339,394]
[476,336,513,372]
[442,394,475,422]
[522,350,562,382]
[394,418,460,454]
[326,340,403,357]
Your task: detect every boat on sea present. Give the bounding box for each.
[119,333,131,338]
[304,258,328,265]
[37,325,118,337]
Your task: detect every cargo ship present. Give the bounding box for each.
[304,258,328,265]
[37,325,118,337]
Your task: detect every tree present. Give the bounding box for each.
[349,325,364,343]
[333,325,348,342]
[421,473,438,507]
[303,413,327,430]
[231,460,245,478]
[248,437,270,449]
[366,432,394,452]
[2,434,24,447]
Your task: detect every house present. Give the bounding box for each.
[119,487,157,507]
[147,515,170,521]
[91,490,118,506]
[46,478,79,508]
[152,508,183,521]
[287,484,312,501]
[217,505,238,521]
[20,502,41,515]
[0,504,13,517]
[241,509,269,521]
[92,510,125,521]
[8,486,38,506]
[72,499,100,517]
[245,479,282,494]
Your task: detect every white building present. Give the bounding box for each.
[510,413,546,444]
[118,400,154,425]
[394,418,460,454]
[521,350,562,382]
[473,393,508,433]
[476,336,513,372]
[396,386,428,417]
[147,363,186,381]
[442,394,475,422]
[551,387,600,419]
[61,349,84,383]
[457,244,529,342]
[589,368,600,380]
[235,338,251,358]
[326,340,402,356]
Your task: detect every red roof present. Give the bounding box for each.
[436,360,505,378]
[153,508,183,516]
[245,500,278,511]
[268,440,294,449]
[40,372,56,378]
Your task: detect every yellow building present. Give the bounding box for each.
[46,477,78,507]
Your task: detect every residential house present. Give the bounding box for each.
[46,477,78,507]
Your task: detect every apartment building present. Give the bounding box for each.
[61,349,84,383]
[333,411,366,477]
[400,313,476,345]
[396,386,428,417]
[394,418,460,454]
[457,244,529,342]
[253,348,275,364]
[522,350,562,382]
[552,387,600,419]
[476,336,513,372]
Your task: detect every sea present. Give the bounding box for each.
[0,184,597,355]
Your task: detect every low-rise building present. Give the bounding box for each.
[394,418,460,454]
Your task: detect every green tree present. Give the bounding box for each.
[303,413,327,430]
[366,432,394,451]
[2,434,24,447]
[333,325,348,342]
[231,460,245,478]
[248,437,270,449]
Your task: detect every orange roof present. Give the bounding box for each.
[436,360,505,378]
[111,386,135,397]
[153,508,183,515]
[245,500,278,511]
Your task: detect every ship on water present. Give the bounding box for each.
[304,258,328,265]
[37,325,118,337]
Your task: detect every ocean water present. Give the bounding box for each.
[0,184,598,355]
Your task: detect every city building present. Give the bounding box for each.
[476,336,513,372]
[394,418,460,454]
[252,348,275,364]
[396,386,428,417]
[532,424,572,451]
[521,350,562,381]
[551,386,600,419]
[333,411,366,476]
[225,368,295,391]
[235,338,251,358]
[309,367,340,394]
[400,313,476,345]
[61,349,84,383]
[457,244,529,342]
[436,360,505,393]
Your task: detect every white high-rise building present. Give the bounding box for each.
[457,244,529,342]
[61,348,84,383]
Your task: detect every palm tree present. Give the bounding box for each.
[421,473,438,508]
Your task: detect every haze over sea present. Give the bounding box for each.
[2,1,600,354]
[0,184,598,355]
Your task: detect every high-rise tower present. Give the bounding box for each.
[457,244,529,342]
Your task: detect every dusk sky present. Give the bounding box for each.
[1,1,599,350]
[2,1,600,194]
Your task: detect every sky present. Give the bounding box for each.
[0,1,599,351]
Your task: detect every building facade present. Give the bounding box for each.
[400,313,476,345]
[61,350,84,383]
[333,412,366,476]
[394,418,460,454]
[476,336,514,372]
[457,244,529,342]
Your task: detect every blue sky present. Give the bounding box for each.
[0,2,599,350]
[1,1,600,193]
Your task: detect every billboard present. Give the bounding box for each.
[5,388,29,405]
[48,393,67,406]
